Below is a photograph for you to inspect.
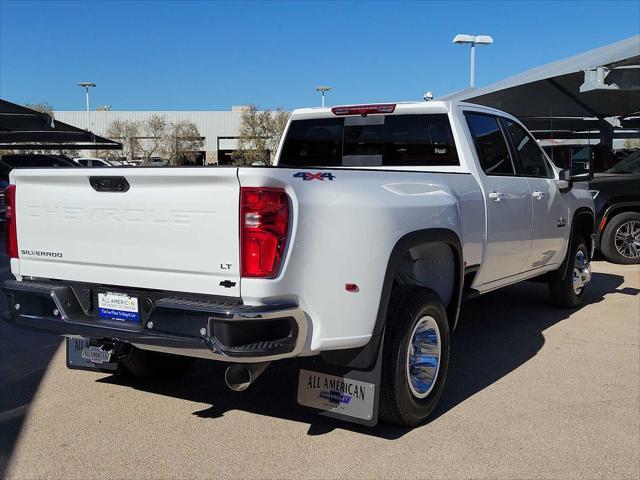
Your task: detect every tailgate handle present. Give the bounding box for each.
[90,176,130,192]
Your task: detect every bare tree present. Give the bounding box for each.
[269,108,291,159]
[101,117,203,164]
[24,101,54,117]
[94,148,125,161]
[162,120,204,165]
[106,119,141,160]
[231,105,290,165]
[140,114,168,159]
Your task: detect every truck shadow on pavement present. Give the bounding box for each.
[0,262,61,478]
[96,265,638,440]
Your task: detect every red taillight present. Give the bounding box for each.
[240,187,289,278]
[331,104,396,116]
[4,185,18,258]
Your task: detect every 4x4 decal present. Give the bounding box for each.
[294,172,336,181]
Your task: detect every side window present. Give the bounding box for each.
[464,112,515,176]
[503,120,552,178]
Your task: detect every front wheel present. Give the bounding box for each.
[379,288,450,427]
[549,234,591,308]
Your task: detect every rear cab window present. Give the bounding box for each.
[279,113,459,168]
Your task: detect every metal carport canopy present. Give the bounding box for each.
[439,36,640,120]
[0,99,122,150]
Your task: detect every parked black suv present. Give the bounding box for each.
[590,151,640,264]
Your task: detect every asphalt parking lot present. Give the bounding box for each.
[0,254,638,479]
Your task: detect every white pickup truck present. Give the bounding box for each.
[2,101,595,427]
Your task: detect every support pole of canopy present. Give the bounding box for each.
[597,119,615,171]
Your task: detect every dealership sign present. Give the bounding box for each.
[297,369,375,421]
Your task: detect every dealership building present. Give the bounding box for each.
[53,107,248,165]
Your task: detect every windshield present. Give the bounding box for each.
[606,151,640,174]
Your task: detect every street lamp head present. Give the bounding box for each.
[453,34,475,44]
[77,82,96,88]
[315,86,332,93]
[474,35,493,45]
[452,34,493,45]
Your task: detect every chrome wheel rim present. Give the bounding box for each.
[406,316,441,399]
[572,249,591,295]
[614,220,640,259]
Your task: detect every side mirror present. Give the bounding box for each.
[557,169,572,191]
[570,171,593,182]
[570,158,593,181]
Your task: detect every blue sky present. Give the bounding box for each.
[0,0,638,111]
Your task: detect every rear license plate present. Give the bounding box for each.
[97,291,140,323]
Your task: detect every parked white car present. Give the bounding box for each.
[73,157,113,167]
[2,101,595,426]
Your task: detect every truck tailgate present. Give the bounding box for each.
[12,168,241,297]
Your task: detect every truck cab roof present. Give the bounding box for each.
[289,101,511,120]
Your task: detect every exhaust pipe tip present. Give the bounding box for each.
[224,362,270,392]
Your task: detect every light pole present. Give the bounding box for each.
[315,86,332,107]
[77,82,96,130]
[452,34,493,87]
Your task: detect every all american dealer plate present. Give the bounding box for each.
[297,369,375,421]
[97,291,140,323]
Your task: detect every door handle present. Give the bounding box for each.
[532,190,545,200]
[488,191,504,202]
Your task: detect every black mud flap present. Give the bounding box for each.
[66,338,119,373]
[296,339,383,427]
